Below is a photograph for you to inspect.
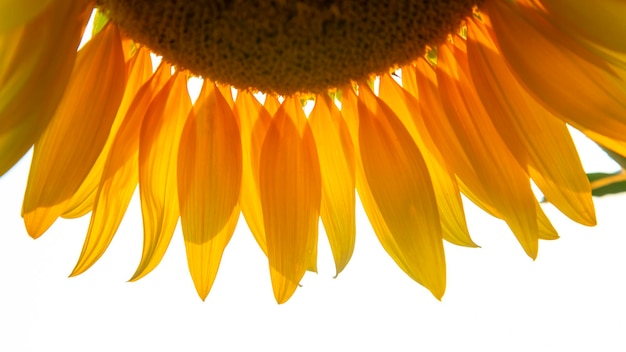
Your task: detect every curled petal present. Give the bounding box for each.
[133,71,191,280]
[71,62,172,277]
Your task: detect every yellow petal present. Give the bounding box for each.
[260,97,321,304]
[132,71,191,280]
[484,0,626,143]
[71,62,172,277]
[309,94,356,276]
[63,47,154,218]
[178,82,242,300]
[357,85,446,299]
[436,40,539,258]
[0,0,52,32]
[466,17,595,226]
[22,23,125,238]
[537,208,559,240]
[234,91,272,254]
[0,0,92,175]
[379,73,475,248]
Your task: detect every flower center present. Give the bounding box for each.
[99,0,478,95]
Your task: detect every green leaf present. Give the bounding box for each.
[587,171,626,197]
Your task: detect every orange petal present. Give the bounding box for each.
[484,0,626,143]
[436,40,539,258]
[178,82,242,300]
[379,73,475,248]
[132,71,191,280]
[309,94,356,276]
[264,94,281,116]
[466,17,595,226]
[216,84,234,109]
[234,91,273,254]
[260,97,321,303]
[0,0,92,175]
[357,85,446,299]
[63,47,154,218]
[70,62,172,277]
[408,60,559,242]
[409,61,499,221]
[22,23,125,238]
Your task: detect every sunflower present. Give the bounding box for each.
[1,0,625,303]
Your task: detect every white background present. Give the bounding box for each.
[1,131,625,351]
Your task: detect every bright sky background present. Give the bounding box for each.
[1,128,625,351]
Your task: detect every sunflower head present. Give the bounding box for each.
[98,0,478,94]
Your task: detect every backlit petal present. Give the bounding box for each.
[436,40,538,258]
[178,82,242,300]
[260,97,321,303]
[538,0,626,53]
[133,71,191,280]
[379,73,475,248]
[357,85,446,299]
[22,23,125,238]
[234,91,273,254]
[0,0,53,32]
[467,17,595,226]
[485,0,626,143]
[0,0,92,175]
[71,62,172,277]
[309,94,356,276]
[264,94,281,116]
[63,47,154,218]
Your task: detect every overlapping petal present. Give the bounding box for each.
[63,47,154,218]
[378,73,475,248]
[0,0,92,175]
[22,23,125,238]
[71,62,172,277]
[3,0,626,304]
[133,71,191,280]
[342,86,446,299]
[436,39,539,258]
[235,91,272,254]
[466,17,595,226]
[484,0,626,143]
[260,97,321,303]
[0,0,53,32]
[309,94,356,276]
